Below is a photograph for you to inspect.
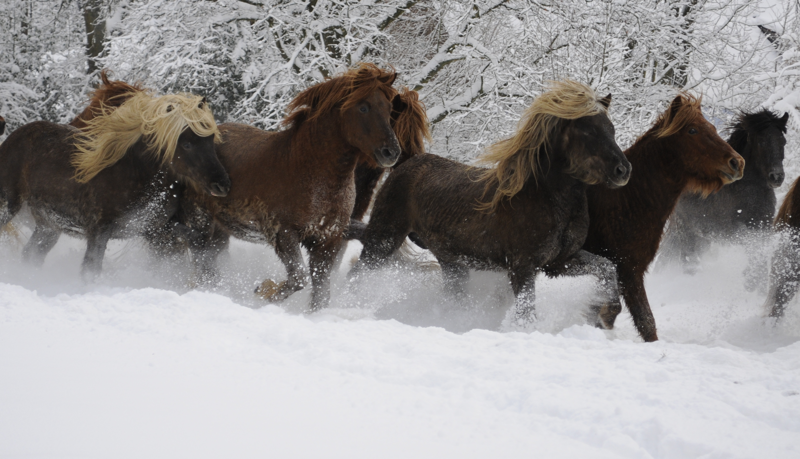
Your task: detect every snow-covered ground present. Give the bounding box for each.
[1,229,799,458]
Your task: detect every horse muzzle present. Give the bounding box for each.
[374,145,401,168]
[208,180,231,197]
[768,170,785,188]
[719,156,745,184]
[607,161,631,188]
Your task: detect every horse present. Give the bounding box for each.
[659,110,789,280]
[178,63,402,311]
[764,178,800,318]
[0,92,230,279]
[349,80,631,324]
[575,93,745,342]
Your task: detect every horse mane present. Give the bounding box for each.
[393,87,431,157]
[70,69,148,129]
[283,63,398,128]
[726,109,788,151]
[775,179,799,228]
[647,92,703,139]
[476,80,607,212]
[72,92,221,183]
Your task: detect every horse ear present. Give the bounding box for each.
[199,96,208,108]
[669,95,683,117]
[380,72,398,86]
[392,94,408,119]
[779,112,790,130]
[599,93,612,109]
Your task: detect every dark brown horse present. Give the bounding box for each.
[660,110,789,280]
[181,63,402,311]
[764,178,800,318]
[0,92,230,279]
[578,94,745,341]
[350,81,631,324]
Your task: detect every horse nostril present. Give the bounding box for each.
[615,165,627,178]
[381,147,393,159]
[770,172,784,184]
[729,158,740,171]
[210,182,229,197]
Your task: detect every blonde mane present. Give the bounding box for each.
[476,80,607,212]
[72,92,221,183]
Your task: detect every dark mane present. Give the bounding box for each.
[283,63,398,128]
[726,109,788,152]
[393,87,430,158]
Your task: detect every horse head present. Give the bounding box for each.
[341,82,401,168]
[658,94,744,196]
[560,94,630,188]
[733,110,788,189]
[170,128,231,197]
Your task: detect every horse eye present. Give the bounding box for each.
[182,142,192,150]
[688,127,698,135]
[359,105,369,113]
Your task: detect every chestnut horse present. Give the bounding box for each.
[577,94,745,341]
[0,92,230,278]
[350,81,631,323]
[181,63,402,311]
[764,178,800,318]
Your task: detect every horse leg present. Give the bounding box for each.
[679,227,703,275]
[255,230,307,303]
[764,233,800,319]
[189,223,229,286]
[618,268,658,342]
[440,260,469,300]
[743,229,769,293]
[21,225,61,267]
[81,228,112,282]
[306,239,342,312]
[545,250,622,329]
[509,265,538,326]
[349,222,409,278]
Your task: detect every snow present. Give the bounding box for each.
[1,233,799,458]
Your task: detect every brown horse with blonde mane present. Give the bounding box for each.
[764,178,800,318]
[576,94,745,341]
[0,92,230,278]
[181,63,402,310]
[350,81,631,323]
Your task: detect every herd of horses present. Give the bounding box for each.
[0,64,796,342]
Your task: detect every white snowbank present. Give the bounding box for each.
[0,235,799,458]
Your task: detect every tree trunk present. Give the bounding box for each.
[82,0,106,75]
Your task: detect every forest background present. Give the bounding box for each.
[1,0,799,170]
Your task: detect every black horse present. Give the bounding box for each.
[349,81,630,323]
[0,93,230,279]
[660,110,789,281]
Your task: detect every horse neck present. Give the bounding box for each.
[121,139,174,184]
[525,145,587,198]
[293,114,361,183]
[727,128,759,184]
[621,135,691,226]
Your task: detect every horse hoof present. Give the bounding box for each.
[255,279,287,302]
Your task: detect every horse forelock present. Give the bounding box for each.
[282,63,398,128]
[650,92,703,139]
[475,80,606,212]
[392,87,431,157]
[72,92,221,183]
